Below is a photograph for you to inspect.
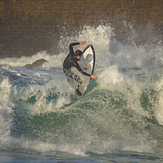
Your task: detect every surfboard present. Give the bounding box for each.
[75,44,95,96]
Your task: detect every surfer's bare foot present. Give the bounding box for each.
[91,75,97,79]
[80,41,86,45]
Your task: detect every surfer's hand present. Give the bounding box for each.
[80,41,86,45]
[91,75,97,79]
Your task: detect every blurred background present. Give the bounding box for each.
[0,0,163,58]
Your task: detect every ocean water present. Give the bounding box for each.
[1,25,163,163]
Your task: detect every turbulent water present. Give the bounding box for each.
[1,25,163,162]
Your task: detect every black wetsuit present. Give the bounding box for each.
[63,42,91,84]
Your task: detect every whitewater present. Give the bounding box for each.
[0,25,163,162]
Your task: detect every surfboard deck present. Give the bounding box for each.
[76,44,95,96]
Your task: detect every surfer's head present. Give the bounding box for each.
[74,50,82,59]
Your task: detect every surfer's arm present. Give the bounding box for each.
[77,65,97,79]
[75,63,91,77]
[69,41,86,54]
[69,43,80,54]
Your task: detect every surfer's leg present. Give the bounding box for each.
[64,69,82,84]
[73,74,82,85]
[64,68,82,92]
[73,74,83,96]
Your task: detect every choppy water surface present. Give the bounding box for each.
[0,25,163,162]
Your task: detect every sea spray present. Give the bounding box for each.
[0,25,162,157]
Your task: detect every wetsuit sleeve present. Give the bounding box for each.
[74,62,91,77]
[69,43,80,55]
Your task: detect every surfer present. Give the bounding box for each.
[63,41,97,85]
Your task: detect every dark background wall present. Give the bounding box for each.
[0,0,163,58]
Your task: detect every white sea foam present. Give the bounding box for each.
[0,78,13,149]
[0,24,162,155]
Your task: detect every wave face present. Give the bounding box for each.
[0,25,163,159]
